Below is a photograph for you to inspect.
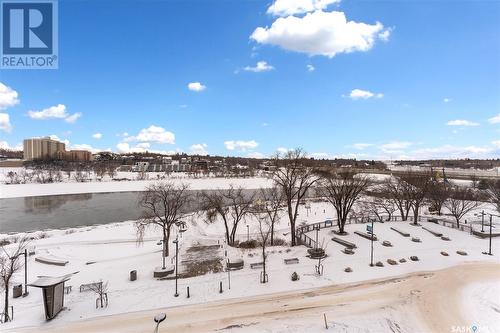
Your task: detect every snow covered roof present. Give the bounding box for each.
[29,272,77,288]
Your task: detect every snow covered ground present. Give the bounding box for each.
[0,175,273,198]
[1,200,499,332]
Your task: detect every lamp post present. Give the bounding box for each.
[173,237,179,297]
[246,225,249,241]
[157,240,166,270]
[153,313,166,333]
[10,248,28,297]
[482,213,499,256]
[475,210,486,233]
[369,219,375,267]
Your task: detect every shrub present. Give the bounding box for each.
[272,238,287,246]
[291,272,300,281]
[238,239,258,249]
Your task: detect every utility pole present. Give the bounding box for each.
[481,210,485,233]
[488,215,493,256]
[370,219,374,267]
[23,248,28,296]
[173,237,179,297]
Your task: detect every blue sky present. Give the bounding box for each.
[0,0,499,160]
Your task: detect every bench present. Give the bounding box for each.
[250,262,263,269]
[390,227,410,237]
[354,231,378,241]
[80,281,102,292]
[35,256,69,266]
[64,285,72,294]
[284,258,299,265]
[331,237,357,249]
[226,259,244,270]
[421,226,443,237]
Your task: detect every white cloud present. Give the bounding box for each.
[92,133,103,139]
[0,140,22,150]
[136,142,150,149]
[409,145,495,159]
[306,64,315,72]
[251,11,389,58]
[28,104,67,119]
[28,104,81,123]
[352,143,373,150]
[224,140,258,151]
[64,112,81,123]
[190,143,208,155]
[116,142,179,155]
[443,97,451,103]
[125,125,175,144]
[488,113,500,124]
[0,83,20,110]
[262,122,269,127]
[276,147,291,154]
[244,61,275,72]
[71,144,98,153]
[248,152,265,159]
[380,141,412,153]
[187,82,206,92]
[49,134,70,146]
[0,113,12,133]
[267,0,340,17]
[446,119,479,127]
[492,140,500,149]
[378,28,391,42]
[347,89,383,100]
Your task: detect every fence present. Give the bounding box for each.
[296,215,425,248]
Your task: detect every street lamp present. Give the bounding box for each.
[173,237,179,297]
[482,213,499,256]
[246,225,250,241]
[157,240,167,270]
[474,210,486,233]
[369,219,375,267]
[153,313,166,333]
[10,248,28,297]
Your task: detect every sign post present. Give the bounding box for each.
[368,220,374,266]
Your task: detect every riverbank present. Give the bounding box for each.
[0,176,273,198]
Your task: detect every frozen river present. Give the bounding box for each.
[0,189,262,233]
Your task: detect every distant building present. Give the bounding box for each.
[23,137,66,161]
[57,150,92,162]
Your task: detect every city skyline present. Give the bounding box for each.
[0,0,499,160]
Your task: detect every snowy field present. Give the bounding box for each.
[0,174,274,198]
[2,200,499,332]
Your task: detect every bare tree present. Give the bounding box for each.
[488,180,500,213]
[256,216,271,283]
[200,185,254,246]
[1,237,29,323]
[318,170,369,234]
[255,186,285,245]
[444,188,480,227]
[88,280,109,309]
[402,173,432,225]
[272,148,318,245]
[137,182,191,258]
[383,178,412,221]
[360,197,392,222]
[470,174,479,189]
[427,181,450,215]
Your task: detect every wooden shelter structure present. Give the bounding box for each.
[28,273,76,320]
